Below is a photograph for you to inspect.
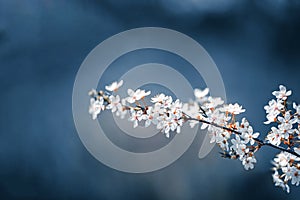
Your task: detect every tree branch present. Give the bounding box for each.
[186,117,300,158]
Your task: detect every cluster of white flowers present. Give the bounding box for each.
[88,81,300,193]
[186,88,259,170]
[150,94,184,137]
[230,119,260,170]
[89,80,185,138]
[262,85,300,193]
[272,152,300,193]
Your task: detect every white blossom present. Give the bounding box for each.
[151,93,168,103]
[293,102,300,114]
[89,97,105,120]
[272,85,292,100]
[267,127,283,146]
[278,112,297,139]
[240,125,260,145]
[272,169,290,193]
[217,135,229,151]
[105,80,123,92]
[157,114,183,138]
[240,118,249,128]
[272,152,300,192]
[264,99,284,124]
[194,88,209,99]
[221,103,245,115]
[115,102,127,119]
[282,165,294,182]
[154,95,173,109]
[128,109,144,128]
[194,88,209,103]
[291,167,300,186]
[264,113,277,125]
[205,96,224,109]
[143,107,159,127]
[274,152,300,167]
[264,99,284,115]
[127,89,151,103]
[106,95,121,113]
[231,135,248,158]
[274,152,289,167]
[155,99,184,137]
[242,155,257,170]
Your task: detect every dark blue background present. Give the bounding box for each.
[1,0,300,199]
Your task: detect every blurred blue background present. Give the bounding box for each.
[1,0,300,199]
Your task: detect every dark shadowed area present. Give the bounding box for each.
[1,0,300,199]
